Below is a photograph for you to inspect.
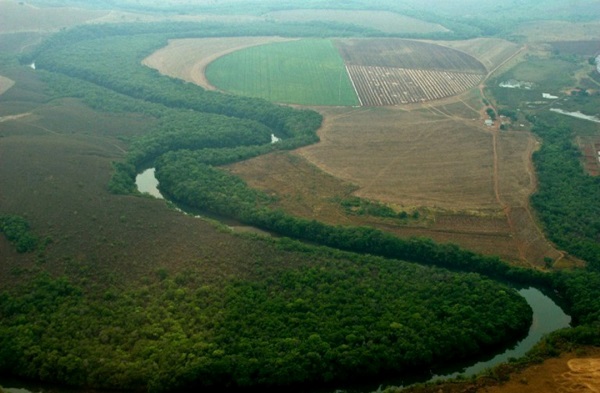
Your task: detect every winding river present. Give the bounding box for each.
[0,173,571,393]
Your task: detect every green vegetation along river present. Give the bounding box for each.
[0,286,570,393]
[130,169,572,391]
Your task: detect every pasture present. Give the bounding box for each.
[205,39,359,106]
[264,9,450,34]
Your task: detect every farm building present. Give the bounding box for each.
[485,119,494,126]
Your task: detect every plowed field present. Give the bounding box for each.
[347,65,482,105]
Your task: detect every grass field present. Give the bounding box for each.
[264,9,450,34]
[205,39,359,106]
[142,37,293,91]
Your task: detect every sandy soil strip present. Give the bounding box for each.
[0,75,15,96]
[0,112,30,123]
[142,37,294,90]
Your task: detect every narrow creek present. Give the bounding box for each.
[0,173,571,393]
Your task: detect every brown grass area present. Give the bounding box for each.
[482,350,600,393]
[0,91,309,289]
[231,102,540,262]
[577,136,600,176]
[141,37,565,266]
[515,21,600,42]
[142,37,294,90]
[230,95,567,265]
[0,0,108,33]
[433,38,522,73]
[336,39,486,74]
[398,348,600,393]
[298,106,498,211]
[265,10,449,34]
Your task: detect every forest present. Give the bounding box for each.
[0,8,599,393]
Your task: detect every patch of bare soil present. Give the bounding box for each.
[141,37,294,90]
[0,75,15,96]
[482,350,600,393]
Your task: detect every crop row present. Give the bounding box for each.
[348,66,483,106]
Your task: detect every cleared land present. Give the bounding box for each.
[433,38,522,73]
[0,0,107,33]
[336,39,485,106]
[578,137,600,176]
[264,9,450,34]
[203,38,485,106]
[0,75,15,96]
[348,65,482,105]
[515,20,600,42]
[484,350,600,393]
[206,39,359,106]
[336,39,486,73]
[142,37,293,91]
[144,37,566,266]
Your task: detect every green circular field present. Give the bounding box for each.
[205,39,360,106]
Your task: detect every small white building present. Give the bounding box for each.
[485,119,494,127]
[596,55,600,73]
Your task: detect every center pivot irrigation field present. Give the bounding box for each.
[205,39,360,106]
[205,38,486,106]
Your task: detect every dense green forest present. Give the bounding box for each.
[0,252,531,391]
[0,16,598,392]
[529,117,600,272]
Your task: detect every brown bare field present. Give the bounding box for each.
[515,20,600,42]
[298,106,498,211]
[483,350,600,393]
[264,10,449,34]
[577,136,600,176]
[228,87,569,266]
[433,38,522,73]
[0,0,108,33]
[336,39,486,74]
[395,348,600,393]
[142,37,294,90]
[347,65,482,105]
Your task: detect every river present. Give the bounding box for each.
[0,176,571,393]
